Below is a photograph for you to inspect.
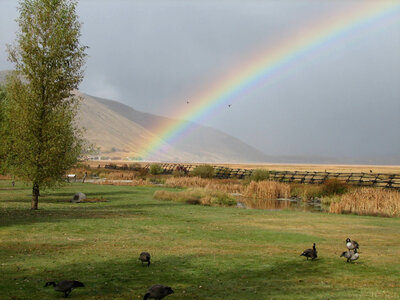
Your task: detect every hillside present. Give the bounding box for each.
[90,95,269,162]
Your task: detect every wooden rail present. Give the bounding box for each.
[104,163,400,189]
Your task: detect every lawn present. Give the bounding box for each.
[1,180,399,299]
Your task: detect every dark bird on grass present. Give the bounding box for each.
[143,285,174,300]
[44,280,84,298]
[139,251,151,267]
[346,238,359,250]
[370,170,373,173]
[341,249,359,263]
[300,243,318,260]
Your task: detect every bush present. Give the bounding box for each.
[172,169,186,177]
[321,179,348,196]
[149,163,163,175]
[191,165,215,178]
[250,169,270,182]
[128,163,142,171]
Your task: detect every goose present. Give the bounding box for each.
[143,285,174,300]
[346,238,359,250]
[139,252,151,267]
[341,248,359,263]
[300,243,317,260]
[340,250,353,262]
[44,280,84,298]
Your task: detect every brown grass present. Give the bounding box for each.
[243,181,290,200]
[329,188,400,217]
[95,179,147,186]
[165,177,243,193]
[153,188,236,207]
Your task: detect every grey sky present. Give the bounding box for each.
[1,0,400,160]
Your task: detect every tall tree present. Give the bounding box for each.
[5,0,87,209]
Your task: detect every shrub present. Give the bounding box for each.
[191,165,215,178]
[250,169,270,182]
[149,163,163,175]
[321,179,348,196]
[128,163,142,171]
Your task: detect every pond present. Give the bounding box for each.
[235,196,328,212]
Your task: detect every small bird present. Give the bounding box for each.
[341,249,359,263]
[346,238,359,251]
[228,104,231,107]
[44,280,84,298]
[300,243,318,260]
[139,251,151,267]
[143,285,174,300]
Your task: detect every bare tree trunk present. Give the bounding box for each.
[31,183,39,210]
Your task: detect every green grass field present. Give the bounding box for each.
[1,180,400,299]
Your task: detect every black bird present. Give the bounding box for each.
[44,280,84,298]
[139,251,151,267]
[300,243,318,260]
[346,238,359,251]
[143,285,174,300]
[341,249,359,263]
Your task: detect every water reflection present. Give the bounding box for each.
[236,196,326,212]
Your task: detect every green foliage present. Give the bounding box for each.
[149,163,163,175]
[191,164,215,178]
[250,169,270,182]
[4,0,87,209]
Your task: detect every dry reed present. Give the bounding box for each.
[153,188,236,207]
[95,179,147,186]
[243,181,290,200]
[165,177,243,194]
[329,188,400,217]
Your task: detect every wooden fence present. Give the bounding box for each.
[104,163,400,189]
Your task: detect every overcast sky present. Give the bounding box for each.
[1,0,400,159]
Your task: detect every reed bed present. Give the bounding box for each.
[329,188,400,217]
[241,198,292,210]
[242,181,290,200]
[164,177,243,194]
[95,179,147,186]
[153,188,236,207]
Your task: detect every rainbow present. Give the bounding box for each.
[138,1,400,161]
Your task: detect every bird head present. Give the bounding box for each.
[346,238,351,243]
